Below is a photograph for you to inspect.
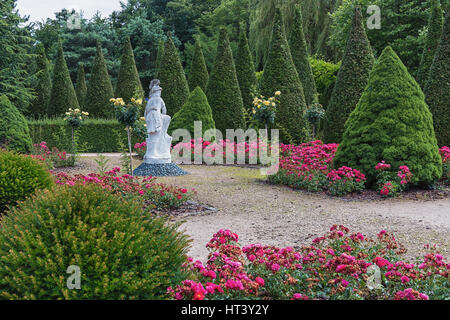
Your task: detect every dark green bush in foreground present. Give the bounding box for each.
[0,150,54,213]
[0,184,191,299]
[0,95,32,153]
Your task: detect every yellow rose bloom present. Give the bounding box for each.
[275,91,281,96]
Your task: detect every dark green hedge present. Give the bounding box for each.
[28,118,141,153]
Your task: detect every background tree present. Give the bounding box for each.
[0,95,32,153]
[333,47,442,186]
[235,25,257,110]
[329,0,431,74]
[159,33,190,116]
[48,42,79,117]
[188,40,209,92]
[259,9,309,143]
[416,0,444,88]
[75,64,87,109]
[29,43,52,119]
[323,7,374,143]
[169,87,215,137]
[289,6,318,107]
[155,39,165,79]
[85,41,114,118]
[424,12,449,147]
[206,28,245,133]
[0,0,34,113]
[115,37,143,102]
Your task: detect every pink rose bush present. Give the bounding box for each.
[440,146,449,184]
[29,141,73,169]
[52,167,192,209]
[168,226,449,300]
[134,142,147,159]
[375,161,413,197]
[268,140,366,195]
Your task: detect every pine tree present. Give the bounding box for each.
[48,42,79,117]
[259,8,309,143]
[424,12,449,147]
[169,87,215,137]
[159,33,189,117]
[188,40,209,92]
[155,39,165,79]
[289,6,318,106]
[206,28,245,133]
[29,43,52,119]
[115,37,143,102]
[0,95,32,153]
[417,0,444,88]
[323,7,374,144]
[235,25,257,110]
[75,64,87,109]
[85,41,114,118]
[333,46,442,186]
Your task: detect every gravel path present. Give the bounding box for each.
[157,165,450,263]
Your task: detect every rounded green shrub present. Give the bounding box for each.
[169,87,215,138]
[0,95,32,153]
[0,184,191,299]
[333,46,442,186]
[0,149,54,213]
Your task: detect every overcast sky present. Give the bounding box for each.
[16,0,123,22]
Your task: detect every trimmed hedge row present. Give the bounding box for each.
[28,118,141,153]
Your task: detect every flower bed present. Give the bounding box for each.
[168,226,449,300]
[30,141,74,168]
[268,140,365,195]
[52,167,191,209]
[440,146,449,184]
[135,138,273,164]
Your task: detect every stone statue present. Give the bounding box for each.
[143,79,172,164]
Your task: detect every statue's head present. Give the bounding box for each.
[149,79,162,97]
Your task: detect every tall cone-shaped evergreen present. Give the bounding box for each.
[323,7,374,144]
[29,43,52,119]
[206,28,245,132]
[259,8,308,143]
[85,41,114,118]
[235,25,257,110]
[155,39,165,79]
[115,37,143,102]
[417,0,444,88]
[169,87,215,137]
[188,40,209,92]
[48,42,79,117]
[334,47,442,186]
[424,12,449,147]
[75,64,87,109]
[159,33,189,117]
[289,6,318,106]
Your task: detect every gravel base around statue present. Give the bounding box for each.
[133,163,189,177]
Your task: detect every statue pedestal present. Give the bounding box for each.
[133,162,188,177]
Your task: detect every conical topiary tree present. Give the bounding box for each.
[115,37,143,102]
[155,39,165,79]
[206,28,245,133]
[85,41,114,118]
[333,46,442,186]
[235,25,257,110]
[29,43,52,119]
[424,12,449,147]
[188,40,209,92]
[289,6,318,107]
[259,8,308,143]
[416,0,444,88]
[323,7,374,144]
[48,42,79,117]
[75,64,87,109]
[159,33,190,117]
[0,95,32,153]
[169,87,215,137]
